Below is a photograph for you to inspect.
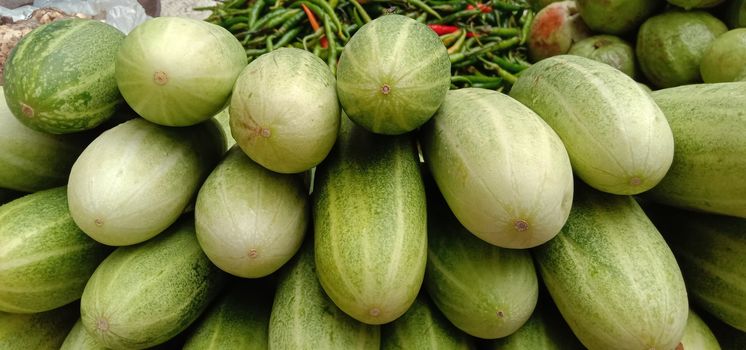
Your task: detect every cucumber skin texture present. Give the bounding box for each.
[680,309,721,350]
[61,319,107,350]
[646,82,746,218]
[420,88,573,249]
[0,86,87,192]
[644,204,746,332]
[510,55,674,195]
[3,19,124,134]
[269,238,380,350]
[0,302,78,350]
[533,185,688,350]
[67,117,224,246]
[425,187,538,339]
[80,217,227,349]
[313,115,427,325]
[381,293,475,350]
[183,280,272,350]
[0,187,112,313]
[196,146,308,278]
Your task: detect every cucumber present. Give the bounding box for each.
[424,186,538,339]
[61,319,107,350]
[80,217,227,349]
[510,55,674,195]
[420,88,573,249]
[183,279,272,349]
[0,302,78,350]
[381,292,475,350]
[67,117,224,246]
[313,115,427,325]
[269,237,380,349]
[0,187,112,313]
[680,309,721,350]
[0,86,87,192]
[646,82,746,218]
[643,204,746,332]
[195,146,308,278]
[533,184,688,350]
[701,311,746,350]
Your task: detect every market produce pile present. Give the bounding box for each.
[0,0,745,349]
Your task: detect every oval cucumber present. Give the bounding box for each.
[420,88,573,249]
[0,303,78,350]
[313,115,427,325]
[0,187,112,313]
[533,184,688,350]
[67,117,224,246]
[61,319,107,350]
[80,217,227,349]
[269,238,380,349]
[680,309,721,350]
[510,55,674,195]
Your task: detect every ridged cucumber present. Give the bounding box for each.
[681,309,721,350]
[80,217,227,349]
[510,55,674,195]
[647,82,746,218]
[313,115,427,325]
[643,204,746,332]
[183,279,272,349]
[425,185,537,339]
[67,118,224,246]
[533,184,688,350]
[195,146,308,278]
[420,88,573,249]
[0,302,78,350]
[61,319,107,350]
[381,292,475,350]
[268,238,380,349]
[0,187,112,313]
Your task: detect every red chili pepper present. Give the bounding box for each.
[466,3,492,13]
[301,3,328,48]
[466,31,479,38]
[427,24,460,36]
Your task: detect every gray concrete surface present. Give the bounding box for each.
[160,0,216,19]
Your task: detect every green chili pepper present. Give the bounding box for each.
[323,14,338,75]
[349,0,372,23]
[251,8,289,31]
[248,0,267,28]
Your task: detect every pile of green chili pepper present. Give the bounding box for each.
[196,0,534,91]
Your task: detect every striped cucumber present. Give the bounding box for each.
[0,187,112,313]
[425,185,538,339]
[269,238,380,349]
[647,82,746,218]
[80,217,227,349]
[67,118,224,246]
[195,146,308,278]
[381,292,475,350]
[183,279,272,349]
[680,309,721,350]
[313,115,427,325]
[533,184,688,350]
[420,88,574,249]
[0,303,78,350]
[61,319,107,350]
[510,55,674,195]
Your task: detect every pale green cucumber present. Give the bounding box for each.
[510,55,674,195]
[313,115,427,325]
[268,238,380,349]
[647,82,746,218]
[381,292,475,349]
[80,217,227,349]
[195,146,308,278]
[212,107,235,150]
[680,309,721,350]
[0,302,78,349]
[183,279,272,349]
[533,184,688,350]
[425,186,538,339]
[0,187,112,313]
[67,118,224,246]
[420,88,573,249]
[61,319,107,350]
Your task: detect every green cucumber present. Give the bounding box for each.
[647,82,746,218]
[183,279,272,349]
[61,319,107,350]
[0,187,112,313]
[67,118,224,246]
[0,303,78,350]
[510,55,674,195]
[268,238,380,349]
[533,184,688,350]
[643,204,746,332]
[381,292,475,349]
[313,115,427,325]
[680,309,721,350]
[420,88,573,249]
[80,217,227,349]
[195,146,308,278]
[424,185,538,339]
